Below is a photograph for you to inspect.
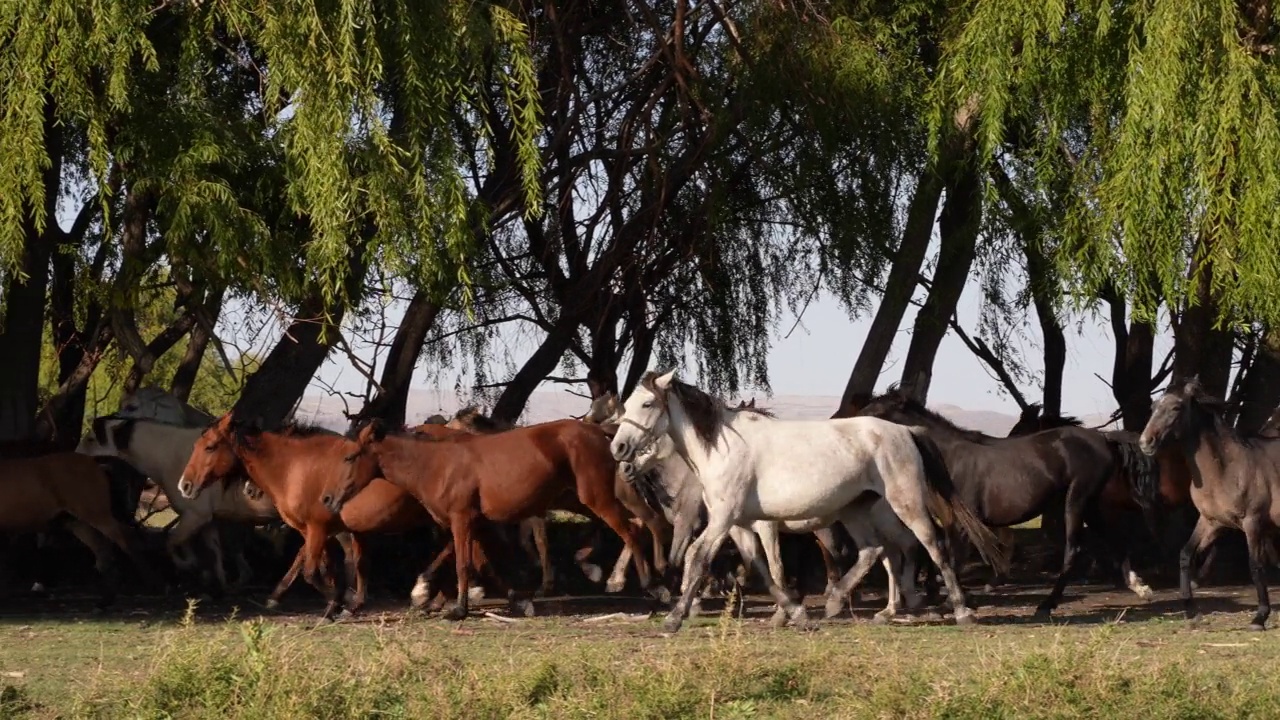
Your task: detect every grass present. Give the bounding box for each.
[3,602,1280,719]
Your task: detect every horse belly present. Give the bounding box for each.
[745,479,856,524]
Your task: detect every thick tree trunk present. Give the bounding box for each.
[170,288,226,403]
[36,325,114,448]
[1103,285,1157,431]
[898,162,983,401]
[585,295,624,399]
[491,319,576,424]
[232,294,346,427]
[352,290,442,428]
[836,172,944,416]
[1171,254,1233,399]
[1235,328,1280,434]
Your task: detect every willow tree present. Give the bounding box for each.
[0,0,541,437]
[934,0,1280,405]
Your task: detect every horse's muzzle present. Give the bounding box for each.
[619,460,637,480]
[1137,436,1157,457]
[177,475,197,499]
[321,492,344,515]
[611,438,633,462]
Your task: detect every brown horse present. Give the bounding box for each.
[178,415,491,620]
[440,410,556,596]
[330,418,669,620]
[0,452,157,606]
[1140,377,1280,630]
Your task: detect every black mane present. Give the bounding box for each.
[862,386,994,444]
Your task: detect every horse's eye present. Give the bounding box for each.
[343,453,356,463]
[205,443,218,451]
[642,401,653,409]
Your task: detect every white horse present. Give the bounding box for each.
[77,416,278,591]
[619,427,930,623]
[610,370,1006,633]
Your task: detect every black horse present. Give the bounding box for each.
[855,387,1152,618]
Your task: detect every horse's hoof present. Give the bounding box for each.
[30,582,46,595]
[343,590,358,607]
[336,609,355,623]
[769,606,788,628]
[264,598,281,611]
[1135,586,1154,601]
[649,584,672,605]
[870,613,891,626]
[467,586,485,603]
[983,584,998,594]
[688,599,703,618]
[410,586,431,609]
[512,599,536,618]
[954,612,977,626]
[605,578,626,594]
[1033,606,1053,621]
[534,585,553,599]
[443,605,468,622]
[582,563,604,584]
[823,598,844,620]
[1249,623,1267,632]
[789,607,812,631]
[662,613,684,634]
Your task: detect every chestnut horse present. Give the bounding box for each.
[0,453,158,606]
[330,419,669,620]
[179,415,484,620]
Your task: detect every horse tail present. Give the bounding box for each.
[907,428,1010,575]
[1106,436,1162,539]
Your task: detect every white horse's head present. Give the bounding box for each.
[611,369,676,462]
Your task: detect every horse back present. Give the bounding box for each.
[0,452,114,531]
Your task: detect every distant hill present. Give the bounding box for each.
[292,388,1111,435]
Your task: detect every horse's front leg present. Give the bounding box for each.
[445,516,477,621]
[665,514,739,634]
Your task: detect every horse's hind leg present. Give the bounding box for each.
[64,520,120,609]
[200,524,229,596]
[527,518,555,597]
[749,521,792,626]
[584,495,668,602]
[268,546,306,610]
[79,514,163,592]
[1243,516,1271,630]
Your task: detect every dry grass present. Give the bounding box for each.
[2,599,1279,719]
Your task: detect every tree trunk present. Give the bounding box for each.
[122,314,198,395]
[0,103,61,441]
[898,162,983,401]
[1235,328,1280,434]
[585,294,623,399]
[836,172,944,416]
[491,319,576,424]
[232,294,346,427]
[1171,253,1233,399]
[1103,285,1158,431]
[351,290,442,428]
[1025,249,1066,417]
[170,288,226,403]
[35,324,114,448]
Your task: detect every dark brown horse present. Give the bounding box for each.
[0,453,157,606]
[1139,377,1280,631]
[330,418,669,620]
[855,387,1149,618]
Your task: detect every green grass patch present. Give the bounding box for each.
[3,605,1280,719]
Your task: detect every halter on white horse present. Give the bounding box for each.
[611,369,1004,632]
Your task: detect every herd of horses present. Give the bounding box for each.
[1,372,1277,633]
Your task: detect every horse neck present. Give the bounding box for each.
[665,396,727,475]
[376,436,449,489]
[236,434,328,501]
[1180,417,1234,490]
[130,423,204,491]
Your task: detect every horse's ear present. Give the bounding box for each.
[653,369,676,391]
[365,418,388,442]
